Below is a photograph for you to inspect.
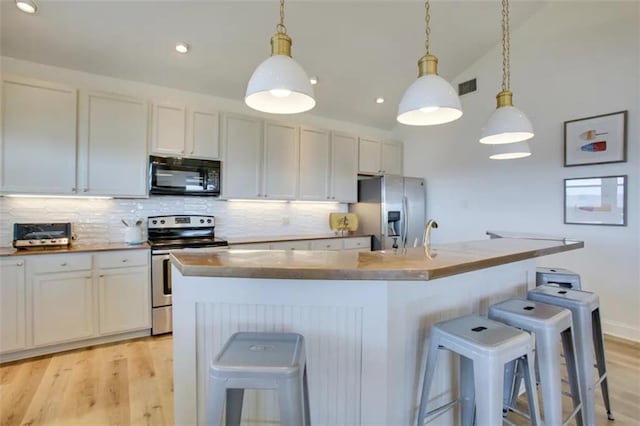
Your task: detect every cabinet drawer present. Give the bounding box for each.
[231,243,271,250]
[343,237,371,250]
[310,239,343,250]
[96,250,149,269]
[32,253,92,273]
[269,241,311,250]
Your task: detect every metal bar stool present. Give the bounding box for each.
[528,284,614,425]
[417,314,542,426]
[536,267,582,289]
[206,332,311,426]
[489,298,583,426]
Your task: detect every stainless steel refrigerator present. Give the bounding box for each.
[349,175,426,250]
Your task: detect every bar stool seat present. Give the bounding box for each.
[417,314,542,426]
[489,298,583,426]
[206,332,311,426]
[536,267,582,289]
[528,284,614,425]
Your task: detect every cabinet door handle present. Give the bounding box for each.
[99,274,105,278]
[83,188,89,192]
[121,259,128,263]
[61,262,67,267]
[71,188,77,193]
[16,261,23,266]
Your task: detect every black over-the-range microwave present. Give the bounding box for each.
[149,155,221,196]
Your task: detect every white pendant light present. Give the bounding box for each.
[480,0,534,144]
[397,0,462,126]
[245,0,315,114]
[15,0,37,14]
[489,140,531,160]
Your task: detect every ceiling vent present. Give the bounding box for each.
[458,78,477,96]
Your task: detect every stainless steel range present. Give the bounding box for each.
[148,214,228,335]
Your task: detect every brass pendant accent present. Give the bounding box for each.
[271,32,292,57]
[496,91,513,108]
[417,54,438,77]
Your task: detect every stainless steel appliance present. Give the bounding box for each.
[349,176,426,250]
[13,222,72,249]
[149,155,221,196]
[148,214,228,335]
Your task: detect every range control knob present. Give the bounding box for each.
[29,240,35,245]
[207,219,212,223]
[160,220,165,224]
[41,240,46,244]
[200,219,205,223]
[152,220,157,225]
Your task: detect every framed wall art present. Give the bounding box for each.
[564,110,627,166]
[564,175,627,226]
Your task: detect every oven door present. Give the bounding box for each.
[150,246,228,335]
[151,253,173,308]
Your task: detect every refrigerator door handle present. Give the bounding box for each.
[402,196,409,248]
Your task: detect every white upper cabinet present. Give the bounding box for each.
[1,76,77,194]
[188,107,220,159]
[263,121,299,200]
[381,140,403,176]
[358,137,403,176]
[299,127,330,201]
[223,115,299,200]
[330,131,358,202]
[151,102,186,155]
[223,113,263,199]
[358,136,382,175]
[299,128,357,202]
[78,91,149,197]
[151,101,220,160]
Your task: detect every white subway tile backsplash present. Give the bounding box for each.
[0,197,347,247]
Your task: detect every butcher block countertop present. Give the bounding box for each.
[171,237,583,281]
[0,242,150,256]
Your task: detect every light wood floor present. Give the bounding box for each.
[1,334,638,425]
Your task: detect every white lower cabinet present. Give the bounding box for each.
[32,270,94,347]
[1,249,150,360]
[96,250,150,335]
[310,239,343,250]
[343,237,371,251]
[232,237,371,252]
[98,268,150,335]
[270,240,311,250]
[0,258,26,354]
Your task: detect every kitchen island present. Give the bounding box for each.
[171,237,583,426]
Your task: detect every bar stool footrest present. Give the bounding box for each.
[422,399,459,424]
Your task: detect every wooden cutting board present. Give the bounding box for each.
[329,213,358,231]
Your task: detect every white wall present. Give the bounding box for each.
[395,2,640,341]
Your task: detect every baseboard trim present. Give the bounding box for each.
[603,319,640,343]
[0,329,151,364]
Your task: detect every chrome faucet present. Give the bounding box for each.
[422,219,439,248]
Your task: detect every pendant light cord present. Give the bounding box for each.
[501,0,510,92]
[424,0,431,55]
[277,0,287,34]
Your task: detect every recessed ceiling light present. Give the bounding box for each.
[15,0,37,14]
[309,76,319,85]
[376,97,385,104]
[175,42,190,54]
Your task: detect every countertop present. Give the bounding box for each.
[0,242,150,256]
[227,233,371,245]
[171,237,584,281]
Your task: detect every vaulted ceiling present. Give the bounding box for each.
[1,0,546,130]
